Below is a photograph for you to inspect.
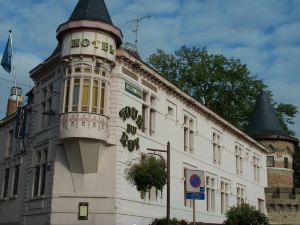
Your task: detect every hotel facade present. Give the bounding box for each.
[0,1,273,225]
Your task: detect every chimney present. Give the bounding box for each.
[6,87,24,117]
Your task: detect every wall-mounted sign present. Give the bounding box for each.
[119,106,143,152]
[78,202,88,220]
[15,106,27,140]
[125,82,142,99]
[71,38,115,54]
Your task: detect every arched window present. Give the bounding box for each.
[83,67,92,74]
[75,67,81,73]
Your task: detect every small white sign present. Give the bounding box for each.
[185,169,205,193]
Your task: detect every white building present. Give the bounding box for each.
[0,0,269,225]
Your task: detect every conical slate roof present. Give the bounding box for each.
[246,91,288,138]
[68,0,113,25]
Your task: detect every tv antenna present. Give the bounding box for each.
[126,15,151,48]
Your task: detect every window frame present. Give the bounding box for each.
[63,64,108,115]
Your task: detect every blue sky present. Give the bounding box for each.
[0,0,299,140]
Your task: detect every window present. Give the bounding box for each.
[2,168,9,198]
[64,64,109,114]
[64,80,70,113]
[221,180,230,214]
[100,82,106,114]
[166,100,176,120]
[33,149,48,197]
[206,175,216,212]
[149,109,156,136]
[72,79,80,111]
[142,105,148,133]
[75,67,81,73]
[184,168,192,207]
[6,130,14,157]
[212,131,222,165]
[12,165,20,196]
[267,156,275,167]
[253,156,260,182]
[40,83,53,129]
[235,145,243,175]
[84,67,91,74]
[245,150,250,161]
[237,185,245,205]
[167,106,174,117]
[81,79,90,112]
[258,198,265,213]
[142,91,156,136]
[184,115,195,153]
[284,157,289,169]
[92,80,98,113]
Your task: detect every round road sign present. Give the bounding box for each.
[190,174,201,188]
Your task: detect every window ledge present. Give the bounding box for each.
[0,197,8,202]
[9,195,17,200]
[27,195,46,202]
[4,156,12,161]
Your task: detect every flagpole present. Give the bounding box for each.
[9,30,18,108]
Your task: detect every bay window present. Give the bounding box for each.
[64,64,108,115]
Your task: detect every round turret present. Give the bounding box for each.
[56,0,122,61]
[247,91,298,188]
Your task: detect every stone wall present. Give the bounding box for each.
[266,187,300,225]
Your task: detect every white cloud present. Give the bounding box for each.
[0,0,299,139]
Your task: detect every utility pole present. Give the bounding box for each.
[126,15,150,48]
[147,141,170,225]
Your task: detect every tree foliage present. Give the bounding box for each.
[125,155,167,193]
[224,204,269,225]
[148,46,298,135]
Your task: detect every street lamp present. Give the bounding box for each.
[147,141,170,225]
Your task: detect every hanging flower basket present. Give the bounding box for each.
[125,154,167,193]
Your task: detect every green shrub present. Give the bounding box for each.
[150,217,188,225]
[224,203,269,225]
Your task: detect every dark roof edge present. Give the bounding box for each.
[254,134,299,144]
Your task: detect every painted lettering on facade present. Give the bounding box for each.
[119,106,143,152]
[15,106,27,139]
[71,38,115,54]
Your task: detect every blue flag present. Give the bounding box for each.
[1,33,13,73]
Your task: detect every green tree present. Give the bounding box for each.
[148,46,298,135]
[224,203,269,225]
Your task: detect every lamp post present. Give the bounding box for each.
[147,141,170,225]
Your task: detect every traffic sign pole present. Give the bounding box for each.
[193,199,196,225]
